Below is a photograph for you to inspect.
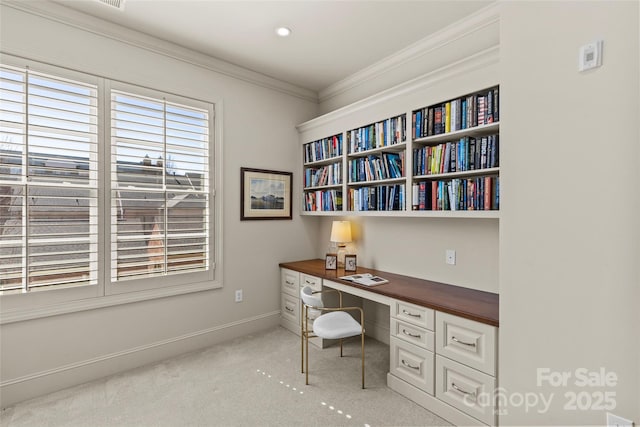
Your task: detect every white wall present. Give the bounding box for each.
[500,1,639,424]
[0,3,319,407]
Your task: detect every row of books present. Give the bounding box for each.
[349,184,406,212]
[303,189,343,212]
[411,176,499,211]
[303,134,343,164]
[304,163,342,188]
[412,87,499,139]
[413,135,499,176]
[347,115,406,154]
[348,152,405,183]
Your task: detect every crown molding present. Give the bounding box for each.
[297,46,499,134]
[1,0,318,103]
[317,2,500,104]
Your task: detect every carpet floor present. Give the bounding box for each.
[1,326,451,427]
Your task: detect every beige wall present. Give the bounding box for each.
[499,1,639,424]
[312,1,639,425]
[0,4,319,407]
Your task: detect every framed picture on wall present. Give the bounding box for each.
[240,168,292,220]
[325,253,337,270]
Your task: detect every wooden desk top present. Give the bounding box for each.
[279,259,499,327]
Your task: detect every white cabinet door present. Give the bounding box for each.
[392,300,435,330]
[435,355,496,426]
[436,311,497,376]
[390,336,435,395]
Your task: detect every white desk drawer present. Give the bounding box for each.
[436,355,496,426]
[281,268,299,297]
[436,311,497,376]
[391,318,434,351]
[281,292,300,325]
[390,336,434,395]
[300,273,322,292]
[392,300,435,330]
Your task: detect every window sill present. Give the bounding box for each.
[0,280,222,325]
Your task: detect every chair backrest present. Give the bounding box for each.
[300,286,323,308]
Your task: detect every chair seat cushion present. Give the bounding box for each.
[313,311,362,340]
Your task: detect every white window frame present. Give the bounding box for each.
[105,81,218,296]
[0,55,223,324]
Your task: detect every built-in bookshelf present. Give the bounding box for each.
[302,134,343,212]
[411,86,499,212]
[299,86,499,218]
[346,114,407,211]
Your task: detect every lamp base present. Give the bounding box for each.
[337,245,347,268]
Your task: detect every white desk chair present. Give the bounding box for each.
[300,285,365,388]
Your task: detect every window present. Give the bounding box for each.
[0,65,98,294]
[0,60,217,304]
[110,90,210,282]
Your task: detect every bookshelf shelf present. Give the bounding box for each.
[413,122,499,145]
[303,183,342,191]
[347,141,407,158]
[414,167,499,181]
[299,86,500,217]
[347,177,406,187]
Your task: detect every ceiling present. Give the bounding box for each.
[52,0,493,93]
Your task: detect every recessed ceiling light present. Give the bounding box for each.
[276,27,291,37]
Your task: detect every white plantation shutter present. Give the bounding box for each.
[110,90,209,281]
[0,65,98,293]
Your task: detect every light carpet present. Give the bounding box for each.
[1,326,451,427]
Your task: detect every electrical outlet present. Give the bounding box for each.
[446,249,456,265]
[235,289,243,303]
[607,413,634,427]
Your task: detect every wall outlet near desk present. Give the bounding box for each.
[446,249,456,265]
[607,413,634,427]
[235,289,243,303]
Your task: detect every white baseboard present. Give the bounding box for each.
[1,311,280,408]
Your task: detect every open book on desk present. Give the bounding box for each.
[339,273,388,287]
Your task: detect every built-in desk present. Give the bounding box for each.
[279,259,498,326]
[279,259,499,426]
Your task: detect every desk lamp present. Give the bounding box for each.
[330,220,352,267]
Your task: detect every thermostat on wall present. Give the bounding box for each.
[578,40,603,72]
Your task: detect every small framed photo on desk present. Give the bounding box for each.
[344,254,357,272]
[325,253,337,270]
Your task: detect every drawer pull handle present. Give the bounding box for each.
[402,309,421,318]
[451,382,476,397]
[402,329,421,339]
[285,307,294,312]
[305,280,313,284]
[401,359,420,371]
[285,280,294,285]
[451,336,476,347]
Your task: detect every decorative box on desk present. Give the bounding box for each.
[279,259,499,426]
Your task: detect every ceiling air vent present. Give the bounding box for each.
[94,0,125,10]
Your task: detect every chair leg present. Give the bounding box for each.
[301,307,304,374]
[305,312,309,385]
[340,338,343,357]
[305,329,309,385]
[361,333,365,389]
